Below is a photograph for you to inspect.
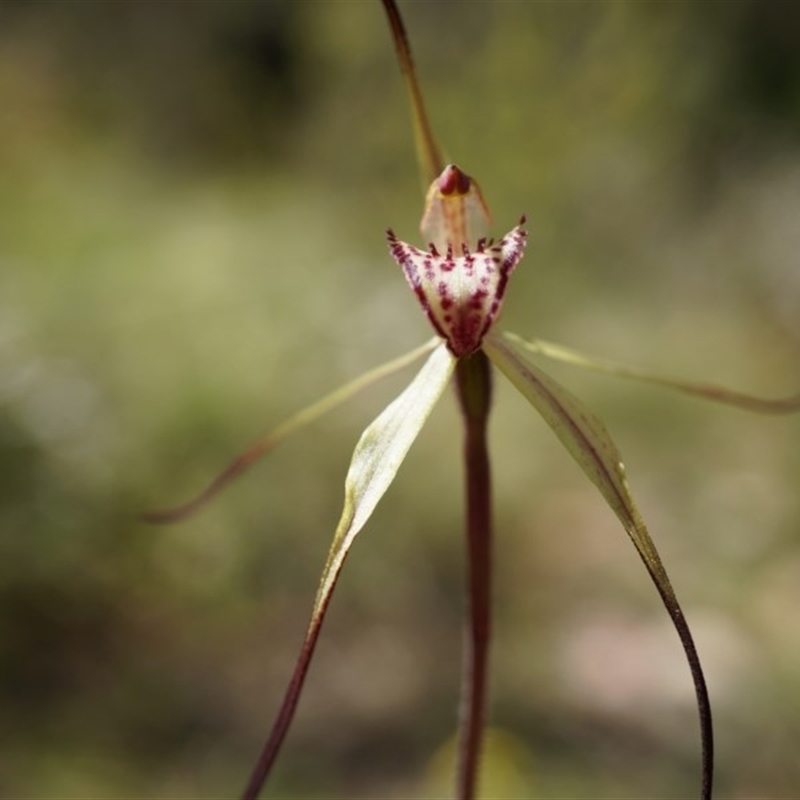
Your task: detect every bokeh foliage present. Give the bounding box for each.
[1,1,799,797]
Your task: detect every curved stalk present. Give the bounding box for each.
[381,0,444,186]
[241,602,328,800]
[454,351,493,800]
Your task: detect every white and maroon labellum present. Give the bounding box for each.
[387,164,527,357]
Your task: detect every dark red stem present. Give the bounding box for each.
[454,351,493,800]
[240,589,336,799]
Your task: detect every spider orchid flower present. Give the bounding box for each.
[145,2,800,799]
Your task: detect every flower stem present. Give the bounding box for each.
[454,350,493,800]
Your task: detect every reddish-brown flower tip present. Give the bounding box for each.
[437,164,472,196]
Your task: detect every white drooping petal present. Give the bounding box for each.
[387,222,527,357]
[313,341,456,614]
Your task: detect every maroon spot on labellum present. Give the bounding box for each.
[469,291,487,309]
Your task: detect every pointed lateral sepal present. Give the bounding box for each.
[388,219,527,357]
[314,341,455,609]
[483,331,713,800]
[242,343,455,800]
[502,331,800,414]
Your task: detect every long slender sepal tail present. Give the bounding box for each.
[484,332,714,800]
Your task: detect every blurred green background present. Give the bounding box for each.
[1,1,799,797]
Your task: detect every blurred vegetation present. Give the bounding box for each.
[1,1,799,797]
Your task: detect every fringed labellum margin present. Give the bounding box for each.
[388,164,527,357]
